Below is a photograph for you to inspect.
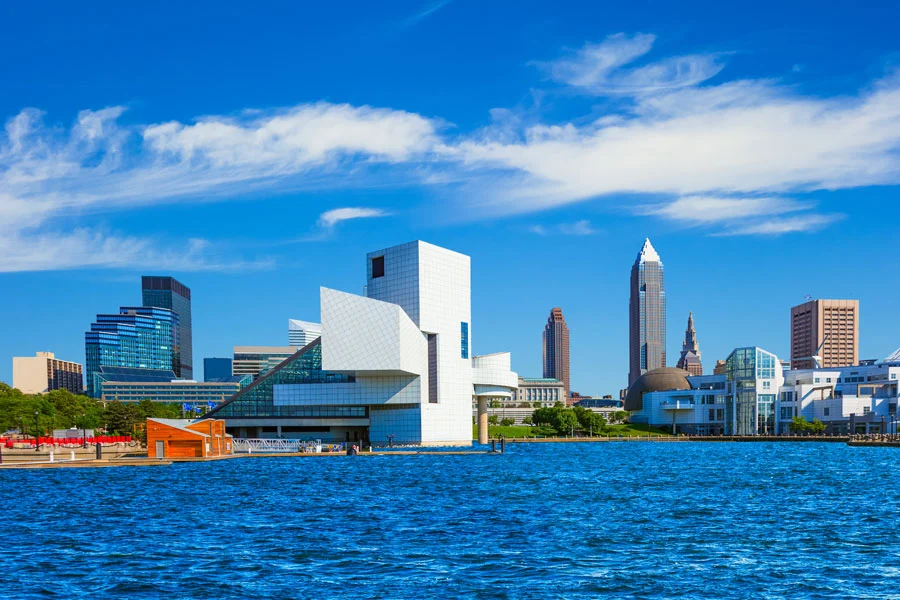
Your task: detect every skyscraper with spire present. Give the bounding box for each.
[676,312,703,376]
[543,307,570,400]
[629,239,666,386]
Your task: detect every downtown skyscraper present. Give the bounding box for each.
[543,307,570,400]
[142,276,192,379]
[629,239,666,386]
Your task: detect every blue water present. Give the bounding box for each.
[2,442,899,598]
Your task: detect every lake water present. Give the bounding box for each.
[2,442,899,598]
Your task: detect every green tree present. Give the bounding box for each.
[500,417,515,427]
[611,411,630,424]
[585,411,607,435]
[789,416,812,434]
[523,416,532,425]
[810,418,827,434]
[488,414,499,425]
[554,410,578,436]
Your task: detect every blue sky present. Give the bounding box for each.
[2,0,900,394]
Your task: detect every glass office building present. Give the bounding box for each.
[142,276,192,379]
[96,366,246,406]
[725,347,779,435]
[85,306,177,398]
[204,357,233,382]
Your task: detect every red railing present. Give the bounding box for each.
[0,435,132,448]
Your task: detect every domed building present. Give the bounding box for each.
[624,368,692,412]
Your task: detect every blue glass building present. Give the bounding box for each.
[142,276,192,379]
[84,306,177,398]
[204,357,233,382]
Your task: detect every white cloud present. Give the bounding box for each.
[399,0,453,29]
[645,196,812,222]
[0,229,272,273]
[714,213,845,236]
[4,33,900,270]
[318,207,389,228]
[0,102,434,270]
[529,219,596,236]
[453,71,900,221]
[642,196,843,235]
[535,33,724,95]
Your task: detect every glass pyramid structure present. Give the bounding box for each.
[205,339,355,419]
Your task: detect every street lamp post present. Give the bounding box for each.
[81,412,87,449]
[34,410,40,453]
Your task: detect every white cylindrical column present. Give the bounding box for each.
[477,397,489,445]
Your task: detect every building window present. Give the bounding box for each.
[460,322,469,359]
[824,407,830,416]
[371,256,385,278]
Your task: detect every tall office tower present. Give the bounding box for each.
[288,319,322,347]
[204,357,233,382]
[13,352,84,395]
[791,299,859,369]
[142,276,192,379]
[676,312,703,376]
[542,308,571,400]
[84,306,177,397]
[629,238,666,386]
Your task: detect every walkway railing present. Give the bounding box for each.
[233,439,323,453]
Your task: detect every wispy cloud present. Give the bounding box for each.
[398,0,453,29]
[0,102,434,271]
[642,196,842,236]
[714,213,845,236]
[533,33,725,95]
[5,32,900,270]
[529,219,597,236]
[318,207,390,228]
[452,67,900,222]
[0,230,273,273]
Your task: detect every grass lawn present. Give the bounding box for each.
[472,423,670,439]
[472,424,556,438]
[604,423,671,437]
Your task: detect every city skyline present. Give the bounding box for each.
[2,2,900,394]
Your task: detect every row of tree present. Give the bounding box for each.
[788,416,828,434]
[531,405,612,436]
[0,383,182,436]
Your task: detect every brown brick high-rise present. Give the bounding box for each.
[791,299,859,369]
[543,308,570,400]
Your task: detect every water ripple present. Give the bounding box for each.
[2,443,900,598]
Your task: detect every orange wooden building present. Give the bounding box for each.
[146,418,233,458]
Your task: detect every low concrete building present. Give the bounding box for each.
[511,377,566,407]
[628,347,900,435]
[147,418,233,458]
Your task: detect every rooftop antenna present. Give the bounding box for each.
[804,294,812,302]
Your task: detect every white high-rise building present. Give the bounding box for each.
[364,241,475,444]
[288,319,322,348]
[208,240,517,446]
